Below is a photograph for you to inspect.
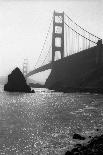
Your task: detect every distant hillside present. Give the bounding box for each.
[29,83,45,88]
[0,76,43,86]
[0,76,8,85]
[27,78,43,85]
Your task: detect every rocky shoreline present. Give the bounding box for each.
[49,86,103,94]
[46,80,103,94]
[65,132,103,155]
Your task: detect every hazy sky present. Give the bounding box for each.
[0,0,103,83]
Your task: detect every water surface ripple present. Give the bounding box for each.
[0,88,103,154]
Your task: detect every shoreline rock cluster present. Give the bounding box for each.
[65,132,103,155]
[4,67,34,93]
[47,81,103,94]
[50,85,103,94]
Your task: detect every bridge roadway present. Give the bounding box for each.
[26,62,52,77]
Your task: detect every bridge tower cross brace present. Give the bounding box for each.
[52,11,64,62]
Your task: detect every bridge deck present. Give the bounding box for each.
[26,62,52,77]
[26,44,102,78]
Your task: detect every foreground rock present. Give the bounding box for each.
[4,67,34,93]
[65,134,103,155]
[73,133,86,140]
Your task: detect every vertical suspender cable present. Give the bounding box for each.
[78,34,79,52]
[89,34,90,48]
[83,30,85,50]
[34,15,53,68]
[65,24,68,56]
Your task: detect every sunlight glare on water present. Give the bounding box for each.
[0,86,103,154]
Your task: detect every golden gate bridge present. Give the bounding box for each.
[23,11,102,78]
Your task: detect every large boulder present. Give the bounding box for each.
[73,133,86,140]
[4,67,34,93]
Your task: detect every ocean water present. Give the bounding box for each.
[0,85,103,155]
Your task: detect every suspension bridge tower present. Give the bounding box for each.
[23,59,28,77]
[52,11,64,62]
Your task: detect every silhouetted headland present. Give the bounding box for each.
[4,67,34,93]
[45,54,103,94]
[44,40,103,94]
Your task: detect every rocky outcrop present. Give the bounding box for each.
[65,134,103,155]
[73,133,86,140]
[4,67,34,93]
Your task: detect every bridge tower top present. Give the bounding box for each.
[52,11,64,62]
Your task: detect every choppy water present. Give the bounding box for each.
[0,85,103,155]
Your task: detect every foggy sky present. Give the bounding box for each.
[0,0,103,83]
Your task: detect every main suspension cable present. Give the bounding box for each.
[34,15,53,68]
[41,45,52,66]
[64,22,97,44]
[64,13,101,40]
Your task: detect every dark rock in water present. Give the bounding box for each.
[65,134,103,155]
[71,147,81,155]
[4,67,34,93]
[30,89,35,93]
[65,151,73,155]
[73,133,86,140]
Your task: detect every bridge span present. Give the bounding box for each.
[26,62,52,77]
[25,11,101,78]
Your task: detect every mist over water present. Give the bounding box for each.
[0,85,103,155]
